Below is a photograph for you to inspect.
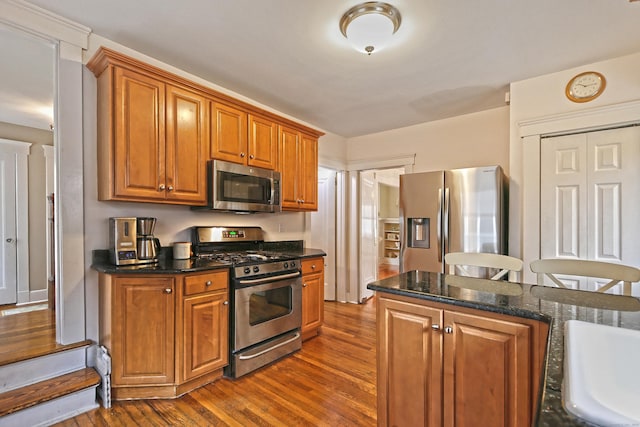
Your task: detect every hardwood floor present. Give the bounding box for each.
[378,264,399,280]
[0,303,58,366]
[55,299,378,426]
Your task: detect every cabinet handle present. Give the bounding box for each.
[249,154,255,159]
[159,183,166,191]
[444,326,453,334]
[5,238,14,243]
[431,324,441,331]
[167,185,174,191]
[223,301,229,305]
[240,152,246,158]
[303,283,308,287]
[205,280,212,286]
[300,199,305,204]
[164,288,172,294]
[311,264,316,270]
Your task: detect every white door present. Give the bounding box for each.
[310,167,337,301]
[359,171,377,302]
[0,151,18,304]
[540,126,640,293]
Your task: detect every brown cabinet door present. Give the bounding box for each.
[377,296,443,427]
[443,311,532,427]
[112,67,166,200]
[181,290,229,381]
[301,257,324,340]
[165,85,208,205]
[278,125,300,209]
[112,276,175,386]
[299,134,318,211]
[248,114,278,170]
[210,102,248,164]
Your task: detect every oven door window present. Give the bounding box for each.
[218,171,271,204]
[249,286,292,325]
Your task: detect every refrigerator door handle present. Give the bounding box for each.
[437,188,443,262]
[444,187,450,255]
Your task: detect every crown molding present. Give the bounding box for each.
[0,0,90,48]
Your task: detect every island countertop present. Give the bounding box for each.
[367,271,640,427]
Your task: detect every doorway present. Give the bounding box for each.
[359,168,403,301]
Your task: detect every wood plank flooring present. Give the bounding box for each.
[55,299,378,426]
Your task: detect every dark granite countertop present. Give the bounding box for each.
[91,243,326,274]
[367,271,640,427]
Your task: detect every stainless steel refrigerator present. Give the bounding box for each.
[399,165,506,274]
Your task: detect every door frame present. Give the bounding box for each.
[519,100,640,284]
[0,139,31,305]
[344,155,415,303]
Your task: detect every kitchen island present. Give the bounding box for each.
[367,271,640,427]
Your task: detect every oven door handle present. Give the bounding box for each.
[238,331,301,360]
[236,271,301,285]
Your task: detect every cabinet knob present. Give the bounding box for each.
[431,324,441,331]
[303,283,308,287]
[223,301,229,305]
[167,185,174,191]
[205,280,212,286]
[444,326,453,334]
[5,238,14,243]
[249,154,255,159]
[300,199,305,204]
[311,264,316,270]
[159,184,166,191]
[164,288,173,294]
[240,152,246,158]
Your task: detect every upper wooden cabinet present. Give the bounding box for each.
[88,47,323,206]
[89,54,208,205]
[247,114,278,170]
[210,104,277,170]
[278,126,318,211]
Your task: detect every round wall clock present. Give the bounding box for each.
[565,71,606,103]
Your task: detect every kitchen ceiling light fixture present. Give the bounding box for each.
[340,2,402,55]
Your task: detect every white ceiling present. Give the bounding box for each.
[6,0,640,137]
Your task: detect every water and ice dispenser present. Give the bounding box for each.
[407,218,430,248]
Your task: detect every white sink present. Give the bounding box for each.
[564,320,640,425]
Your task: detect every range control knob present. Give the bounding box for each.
[290,261,296,268]
[243,267,251,274]
[253,266,260,273]
[283,262,289,269]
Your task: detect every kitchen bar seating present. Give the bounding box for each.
[445,252,524,282]
[530,259,640,296]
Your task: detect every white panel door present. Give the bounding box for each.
[540,126,640,294]
[310,167,336,301]
[359,171,377,302]
[0,151,18,304]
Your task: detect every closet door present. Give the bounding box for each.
[540,126,640,293]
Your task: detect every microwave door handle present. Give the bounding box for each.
[270,177,275,204]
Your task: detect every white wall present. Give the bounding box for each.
[346,106,510,173]
[509,51,640,267]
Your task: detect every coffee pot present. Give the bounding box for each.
[136,217,160,262]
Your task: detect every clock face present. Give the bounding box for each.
[566,72,606,102]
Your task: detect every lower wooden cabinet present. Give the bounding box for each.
[301,257,324,340]
[178,271,229,382]
[99,269,229,400]
[376,293,548,427]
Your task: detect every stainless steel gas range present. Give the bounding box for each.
[192,226,302,378]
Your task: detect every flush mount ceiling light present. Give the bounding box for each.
[339,2,402,55]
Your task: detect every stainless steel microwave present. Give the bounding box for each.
[194,160,281,213]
